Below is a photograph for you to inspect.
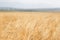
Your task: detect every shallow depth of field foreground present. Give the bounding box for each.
[0,12,60,40]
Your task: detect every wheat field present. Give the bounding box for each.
[0,12,60,40]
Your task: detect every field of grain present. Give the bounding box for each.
[0,12,60,40]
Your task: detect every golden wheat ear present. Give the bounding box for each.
[0,12,60,40]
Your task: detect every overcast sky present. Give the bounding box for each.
[0,0,60,9]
